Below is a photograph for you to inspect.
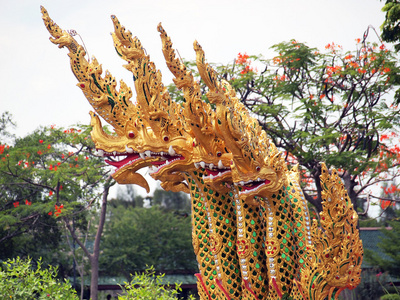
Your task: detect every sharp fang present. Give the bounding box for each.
[194,162,200,169]
[113,151,117,156]
[218,160,224,169]
[140,153,146,159]
[165,160,170,165]
[125,145,134,153]
[209,163,214,169]
[239,181,245,186]
[97,150,104,157]
[200,161,206,169]
[145,150,151,157]
[209,174,214,180]
[168,145,176,156]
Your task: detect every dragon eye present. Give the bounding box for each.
[163,136,169,142]
[256,166,261,172]
[217,152,222,157]
[128,132,135,138]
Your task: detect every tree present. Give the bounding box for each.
[173,36,400,213]
[381,0,400,52]
[152,189,191,213]
[100,201,197,279]
[364,210,400,276]
[0,119,113,300]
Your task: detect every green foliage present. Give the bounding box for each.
[152,189,191,213]
[382,0,400,52]
[0,122,111,256]
[381,294,400,300]
[0,257,78,299]
[100,203,197,278]
[359,218,381,227]
[353,269,386,300]
[118,266,194,300]
[173,38,400,212]
[364,213,400,275]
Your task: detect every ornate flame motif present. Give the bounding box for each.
[42,7,363,299]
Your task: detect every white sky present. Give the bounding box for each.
[0,0,388,205]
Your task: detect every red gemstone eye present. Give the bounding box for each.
[163,136,169,142]
[217,152,222,157]
[256,166,260,172]
[128,132,135,138]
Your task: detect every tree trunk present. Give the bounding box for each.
[64,179,112,300]
[89,255,99,300]
[89,182,111,300]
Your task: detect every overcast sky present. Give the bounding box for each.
[0,0,388,202]
[1,0,387,138]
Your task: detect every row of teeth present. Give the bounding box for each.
[204,170,230,180]
[235,178,264,186]
[194,160,226,170]
[148,157,182,174]
[97,145,177,160]
[238,180,266,195]
[113,157,141,174]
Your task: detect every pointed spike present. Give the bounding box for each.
[168,145,176,156]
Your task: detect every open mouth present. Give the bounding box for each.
[101,149,144,175]
[149,154,184,174]
[236,179,271,195]
[99,145,183,175]
[194,160,231,180]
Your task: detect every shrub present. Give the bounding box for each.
[117,266,195,300]
[0,257,78,300]
[381,294,400,300]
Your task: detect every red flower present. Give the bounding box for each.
[25,199,32,206]
[48,211,53,216]
[39,140,43,144]
[47,144,51,149]
[13,202,19,208]
[49,191,53,196]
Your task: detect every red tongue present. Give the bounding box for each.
[151,160,166,166]
[105,153,140,168]
[241,179,271,191]
[206,169,220,176]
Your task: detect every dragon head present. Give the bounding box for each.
[193,42,284,203]
[108,16,197,193]
[157,26,233,192]
[42,8,161,192]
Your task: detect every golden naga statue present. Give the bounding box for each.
[41,6,363,300]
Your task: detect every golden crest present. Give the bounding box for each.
[42,8,363,300]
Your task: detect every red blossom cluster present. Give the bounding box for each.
[383,184,400,195]
[235,52,256,75]
[48,204,64,217]
[63,128,81,134]
[13,199,32,208]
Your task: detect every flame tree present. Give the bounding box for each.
[0,114,113,299]
[171,37,400,213]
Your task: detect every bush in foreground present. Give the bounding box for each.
[0,257,78,300]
